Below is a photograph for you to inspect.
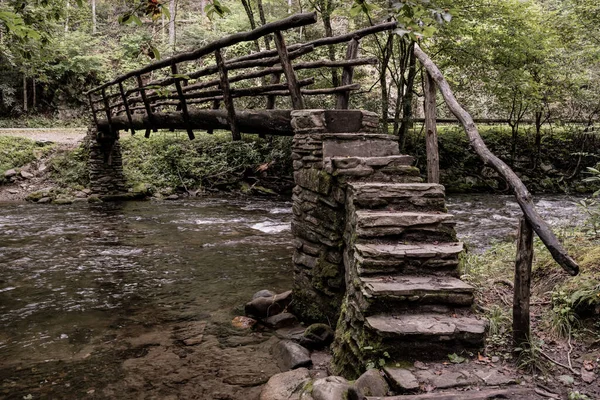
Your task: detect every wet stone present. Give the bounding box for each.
[383,367,419,391]
[260,367,311,400]
[253,289,277,300]
[273,340,312,371]
[474,369,516,386]
[264,313,298,329]
[355,368,389,396]
[311,376,355,400]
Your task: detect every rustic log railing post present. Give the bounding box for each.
[336,38,359,109]
[513,217,534,347]
[136,74,158,138]
[88,93,99,128]
[273,30,304,109]
[171,63,195,140]
[215,49,241,141]
[423,71,440,184]
[100,88,114,135]
[206,98,220,135]
[118,81,135,135]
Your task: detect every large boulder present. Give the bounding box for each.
[311,376,364,400]
[354,369,389,397]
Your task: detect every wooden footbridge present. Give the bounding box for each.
[86,12,394,139]
[86,12,581,386]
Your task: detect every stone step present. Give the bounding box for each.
[356,275,475,313]
[325,156,422,184]
[364,313,487,360]
[348,182,446,212]
[354,210,456,242]
[354,242,463,276]
[322,133,399,159]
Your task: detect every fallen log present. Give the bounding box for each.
[414,43,579,276]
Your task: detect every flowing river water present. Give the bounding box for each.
[0,194,585,399]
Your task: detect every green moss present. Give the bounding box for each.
[0,136,54,178]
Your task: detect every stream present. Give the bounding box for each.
[0,194,586,398]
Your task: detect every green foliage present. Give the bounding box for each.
[49,144,89,187]
[515,337,547,374]
[0,136,52,179]
[120,132,292,192]
[486,305,510,336]
[548,290,580,338]
[447,353,466,364]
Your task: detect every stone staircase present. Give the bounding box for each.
[328,131,488,378]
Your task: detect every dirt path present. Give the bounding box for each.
[0,128,87,145]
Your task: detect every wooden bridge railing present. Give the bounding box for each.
[86,13,396,140]
[414,43,580,348]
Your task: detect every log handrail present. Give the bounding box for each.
[414,43,579,277]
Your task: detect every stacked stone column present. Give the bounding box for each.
[87,126,127,196]
[290,110,379,323]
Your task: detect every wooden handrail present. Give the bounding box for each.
[414,43,579,277]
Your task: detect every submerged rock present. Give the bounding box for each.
[260,368,312,400]
[273,340,312,371]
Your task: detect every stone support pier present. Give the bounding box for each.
[87,127,127,196]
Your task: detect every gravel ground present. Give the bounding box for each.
[0,128,87,145]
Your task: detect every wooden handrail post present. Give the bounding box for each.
[336,38,359,109]
[424,70,440,184]
[118,81,135,135]
[171,63,195,140]
[274,30,304,109]
[136,74,158,137]
[100,88,114,135]
[215,49,241,141]
[513,217,534,348]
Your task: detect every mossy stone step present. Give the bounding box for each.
[322,133,399,159]
[347,182,447,212]
[359,275,475,307]
[354,242,463,276]
[354,210,456,241]
[366,313,487,340]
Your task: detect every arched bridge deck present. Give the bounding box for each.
[86,12,396,139]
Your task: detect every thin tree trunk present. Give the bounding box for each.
[534,110,542,167]
[256,0,270,50]
[23,75,27,112]
[318,0,339,87]
[380,33,393,133]
[398,42,416,148]
[169,0,177,50]
[240,0,261,53]
[65,0,70,32]
[91,0,97,34]
[32,77,36,110]
[424,71,439,183]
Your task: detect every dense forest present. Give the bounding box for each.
[0,0,598,130]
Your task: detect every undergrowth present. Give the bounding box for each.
[0,136,54,181]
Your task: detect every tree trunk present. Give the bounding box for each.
[318,0,339,87]
[169,0,177,50]
[32,77,36,110]
[534,110,542,167]
[240,0,261,53]
[65,0,70,33]
[91,0,97,34]
[513,217,533,348]
[379,33,394,133]
[23,75,27,113]
[256,0,270,50]
[398,42,416,149]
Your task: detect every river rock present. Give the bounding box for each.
[38,197,52,204]
[311,376,362,400]
[4,169,17,178]
[264,312,298,329]
[253,289,277,300]
[383,367,419,391]
[245,290,293,318]
[355,369,389,397]
[166,194,179,200]
[299,323,334,349]
[260,367,312,400]
[273,340,312,371]
[231,316,257,329]
[53,197,74,205]
[20,171,34,179]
